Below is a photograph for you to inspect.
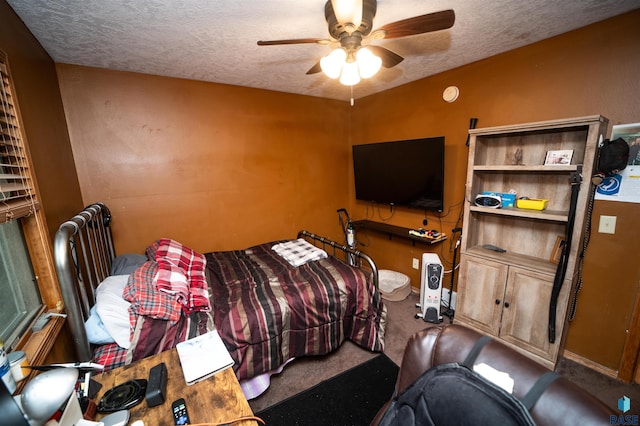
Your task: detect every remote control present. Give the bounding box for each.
[482,244,507,253]
[172,398,190,425]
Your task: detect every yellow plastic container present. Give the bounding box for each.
[516,198,548,210]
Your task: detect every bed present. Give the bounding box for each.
[53,203,386,398]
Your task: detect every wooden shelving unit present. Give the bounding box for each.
[455,115,608,369]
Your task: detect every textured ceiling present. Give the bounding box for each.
[6,0,639,102]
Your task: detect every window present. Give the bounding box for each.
[0,221,41,344]
[0,50,58,352]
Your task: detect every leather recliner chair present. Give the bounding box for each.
[371,324,616,426]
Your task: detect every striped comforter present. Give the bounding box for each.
[92,239,386,382]
[207,241,387,381]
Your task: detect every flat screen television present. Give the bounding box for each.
[352,136,445,212]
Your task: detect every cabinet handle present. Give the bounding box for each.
[495,299,501,305]
[504,301,510,308]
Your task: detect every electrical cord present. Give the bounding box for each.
[568,179,596,321]
[190,416,266,425]
[376,204,395,221]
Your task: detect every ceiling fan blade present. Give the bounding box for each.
[257,38,329,46]
[367,45,404,68]
[306,62,322,75]
[377,9,455,39]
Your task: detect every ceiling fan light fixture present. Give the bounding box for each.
[320,48,347,79]
[331,0,363,31]
[258,4,456,91]
[340,60,361,86]
[356,47,381,78]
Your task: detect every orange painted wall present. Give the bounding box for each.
[349,10,640,370]
[56,65,351,254]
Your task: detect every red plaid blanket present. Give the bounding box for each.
[118,251,214,371]
[93,343,126,371]
[154,238,210,314]
[124,261,182,322]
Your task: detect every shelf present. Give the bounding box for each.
[468,115,604,135]
[473,165,581,172]
[465,246,558,275]
[469,206,569,222]
[353,220,447,246]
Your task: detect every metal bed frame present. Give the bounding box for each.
[297,230,379,291]
[54,202,115,361]
[53,203,380,362]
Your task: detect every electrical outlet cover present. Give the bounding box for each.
[598,215,616,234]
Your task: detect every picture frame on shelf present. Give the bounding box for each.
[544,149,574,165]
[550,236,565,264]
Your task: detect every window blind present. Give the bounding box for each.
[0,51,38,224]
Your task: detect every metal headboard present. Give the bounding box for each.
[54,202,115,361]
[297,230,379,290]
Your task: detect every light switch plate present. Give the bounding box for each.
[598,215,617,234]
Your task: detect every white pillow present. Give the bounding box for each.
[95,275,131,349]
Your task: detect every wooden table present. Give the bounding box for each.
[92,349,257,425]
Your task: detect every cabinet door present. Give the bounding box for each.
[500,267,558,360]
[456,255,508,336]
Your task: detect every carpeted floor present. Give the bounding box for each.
[556,356,640,413]
[248,292,640,415]
[256,354,399,426]
[248,292,427,414]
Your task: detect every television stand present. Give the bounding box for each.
[353,220,447,246]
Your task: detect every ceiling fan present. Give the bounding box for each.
[257,0,455,86]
